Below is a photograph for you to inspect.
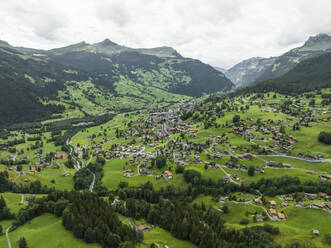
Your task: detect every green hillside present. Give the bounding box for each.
[0,39,233,126]
[239,51,331,94]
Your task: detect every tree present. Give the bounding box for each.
[0,224,3,235]
[318,132,331,144]
[248,166,255,176]
[176,165,184,174]
[223,205,229,214]
[232,115,240,124]
[325,233,331,246]
[240,218,249,225]
[84,227,96,243]
[105,233,121,248]
[19,237,28,248]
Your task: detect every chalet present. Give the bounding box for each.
[163,170,173,179]
[140,168,152,176]
[56,151,68,159]
[255,214,264,222]
[282,163,291,168]
[284,196,293,202]
[277,212,286,220]
[243,153,254,160]
[123,171,135,177]
[320,174,331,181]
[269,200,277,208]
[312,202,325,209]
[254,198,262,204]
[26,195,36,201]
[296,202,306,208]
[281,202,289,208]
[318,192,327,199]
[62,173,70,177]
[269,208,277,215]
[305,193,316,201]
[111,199,120,209]
[137,225,151,233]
[265,161,277,168]
[312,229,320,235]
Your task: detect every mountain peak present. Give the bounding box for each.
[96,39,118,47]
[304,33,331,47]
[0,40,11,47]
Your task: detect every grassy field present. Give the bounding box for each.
[138,227,197,248]
[0,192,47,215]
[0,164,74,191]
[102,159,187,191]
[271,207,331,247]
[0,214,101,248]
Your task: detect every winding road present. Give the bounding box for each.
[255,154,331,163]
[89,173,95,192]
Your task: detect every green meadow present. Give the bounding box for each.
[0,214,101,248]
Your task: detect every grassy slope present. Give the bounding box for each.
[102,159,187,191]
[0,214,101,248]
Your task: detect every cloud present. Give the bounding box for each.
[1,0,331,67]
[95,1,131,27]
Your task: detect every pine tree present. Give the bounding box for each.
[19,237,28,248]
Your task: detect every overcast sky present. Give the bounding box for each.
[1,0,331,68]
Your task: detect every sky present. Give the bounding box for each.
[1,0,331,68]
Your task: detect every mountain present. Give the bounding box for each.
[240,51,331,94]
[214,66,227,74]
[257,33,331,82]
[228,33,331,87]
[224,57,277,87]
[0,39,233,126]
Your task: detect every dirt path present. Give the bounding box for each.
[89,173,95,192]
[6,226,12,248]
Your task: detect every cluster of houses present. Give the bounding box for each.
[268,200,286,221]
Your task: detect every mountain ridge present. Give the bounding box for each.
[227,33,331,87]
[0,38,233,125]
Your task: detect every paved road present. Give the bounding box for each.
[203,160,240,185]
[255,154,331,163]
[6,226,12,248]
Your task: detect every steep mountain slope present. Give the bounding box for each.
[47,39,233,96]
[257,33,331,82]
[228,33,331,87]
[224,57,276,87]
[214,66,227,74]
[0,39,233,126]
[241,51,331,94]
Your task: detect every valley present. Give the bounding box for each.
[0,85,330,247]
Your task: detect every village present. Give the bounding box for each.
[0,89,330,248]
